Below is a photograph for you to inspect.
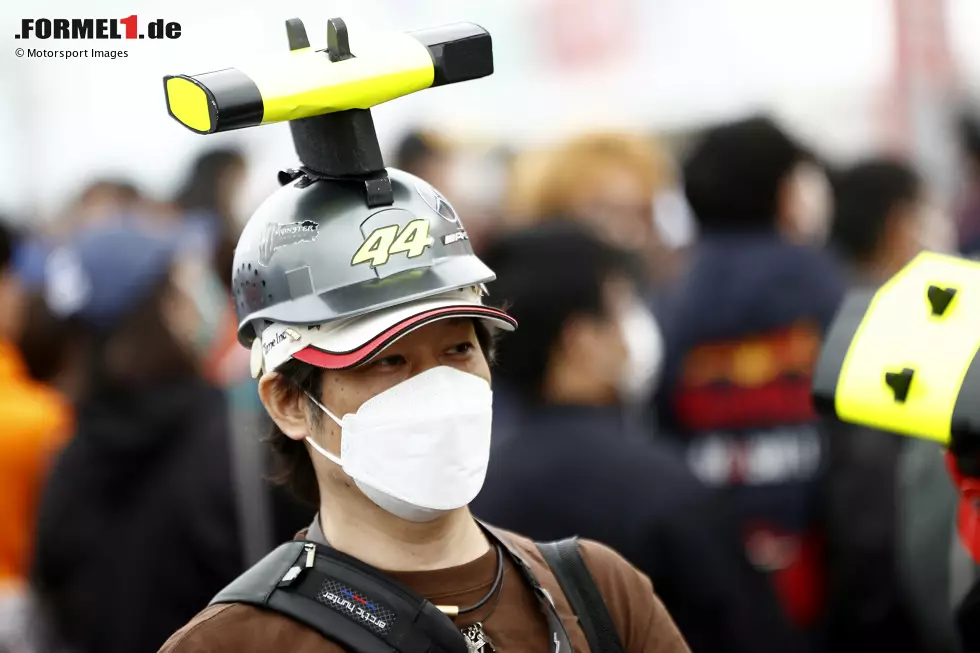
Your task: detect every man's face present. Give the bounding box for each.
[883,198,951,274]
[258,317,493,510]
[557,276,633,404]
[303,318,491,494]
[317,318,490,420]
[780,163,832,246]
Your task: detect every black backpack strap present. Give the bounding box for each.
[211,540,468,653]
[212,540,301,605]
[537,538,626,653]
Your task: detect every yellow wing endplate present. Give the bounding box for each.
[813,252,980,445]
[164,76,215,134]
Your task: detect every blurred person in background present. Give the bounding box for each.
[171,148,298,553]
[830,158,933,279]
[172,148,265,392]
[655,115,843,651]
[31,224,244,653]
[505,132,685,289]
[173,147,248,293]
[957,111,980,259]
[825,159,936,653]
[42,179,148,240]
[0,221,73,653]
[13,239,87,402]
[393,130,451,192]
[66,179,144,227]
[471,221,796,652]
[50,178,193,242]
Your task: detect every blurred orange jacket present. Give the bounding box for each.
[0,340,72,590]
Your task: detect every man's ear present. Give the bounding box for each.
[257,372,310,442]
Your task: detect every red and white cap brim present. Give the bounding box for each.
[252,287,515,377]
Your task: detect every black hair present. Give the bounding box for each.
[683,115,812,232]
[829,158,922,264]
[174,147,245,293]
[266,319,497,507]
[0,217,16,272]
[76,178,141,206]
[392,131,443,176]
[960,111,980,169]
[174,147,245,222]
[479,220,633,402]
[83,273,199,395]
[18,291,75,383]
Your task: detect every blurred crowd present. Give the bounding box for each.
[2,109,980,653]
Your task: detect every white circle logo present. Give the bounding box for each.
[415,182,459,224]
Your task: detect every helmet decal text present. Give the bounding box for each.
[258,220,320,266]
[442,231,469,245]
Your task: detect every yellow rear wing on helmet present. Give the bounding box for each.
[164,19,491,135]
[161,16,494,198]
[812,251,980,447]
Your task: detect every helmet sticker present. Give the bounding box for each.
[263,326,301,355]
[351,219,433,268]
[442,231,469,245]
[258,220,319,266]
[415,182,459,224]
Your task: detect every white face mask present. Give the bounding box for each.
[618,301,664,404]
[305,366,494,523]
[787,164,833,245]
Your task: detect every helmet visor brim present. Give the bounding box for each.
[258,287,515,374]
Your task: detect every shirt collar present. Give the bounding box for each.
[306,513,329,546]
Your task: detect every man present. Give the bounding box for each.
[471,221,795,652]
[30,224,244,653]
[159,168,689,652]
[656,116,844,650]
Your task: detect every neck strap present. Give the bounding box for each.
[478,521,574,652]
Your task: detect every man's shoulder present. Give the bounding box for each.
[575,538,654,601]
[158,602,343,653]
[494,528,689,652]
[494,527,651,592]
[575,539,689,651]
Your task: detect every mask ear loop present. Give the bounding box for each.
[303,392,344,467]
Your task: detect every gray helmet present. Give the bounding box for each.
[233,167,515,375]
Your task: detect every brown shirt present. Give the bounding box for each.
[158,528,689,653]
